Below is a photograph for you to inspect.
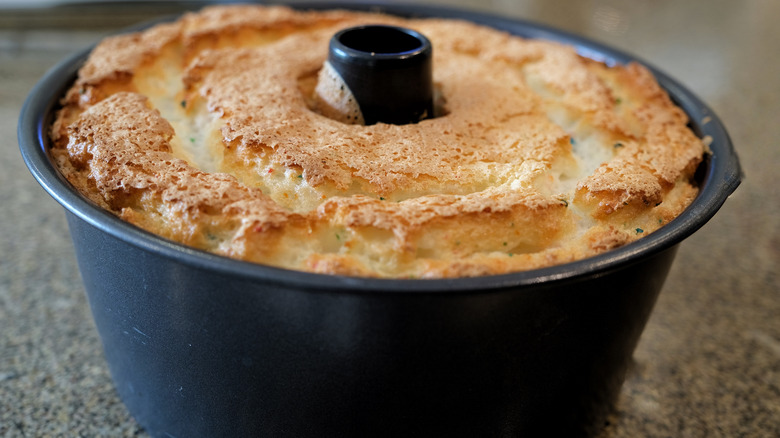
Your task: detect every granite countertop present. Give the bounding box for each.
[1,1,778,436]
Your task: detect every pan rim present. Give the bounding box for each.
[18,1,741,294]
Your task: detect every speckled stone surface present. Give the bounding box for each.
[2,1,778,437]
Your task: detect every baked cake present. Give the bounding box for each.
[50,5,705,278]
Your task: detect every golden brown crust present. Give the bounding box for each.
[50,5,705,278]
[55,93,291,251]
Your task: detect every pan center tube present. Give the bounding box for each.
[314,25,434,125]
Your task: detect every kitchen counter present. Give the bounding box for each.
[1,1,778,436]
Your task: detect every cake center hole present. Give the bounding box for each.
[337,26,424,54]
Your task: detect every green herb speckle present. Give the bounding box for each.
[636,228,644,234]
[180,100,186,108]
[614,142,624,148]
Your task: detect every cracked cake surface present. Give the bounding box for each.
[50,5,705,278]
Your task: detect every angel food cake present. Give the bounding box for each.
[50,5,705,278]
